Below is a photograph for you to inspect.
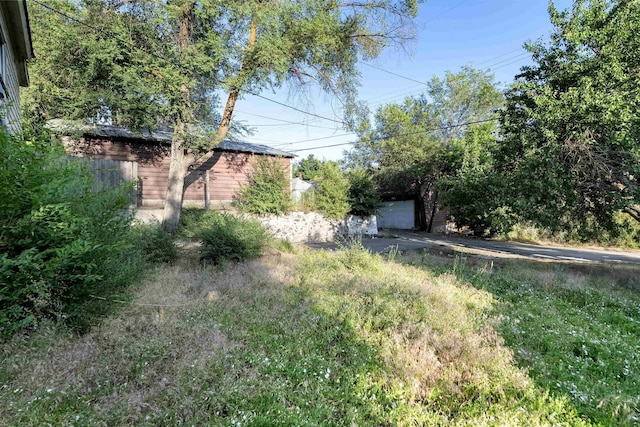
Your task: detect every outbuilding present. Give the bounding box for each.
[54,122,295,208]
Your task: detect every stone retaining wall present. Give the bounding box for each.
[134,208,378,243]
[254,212,378,243]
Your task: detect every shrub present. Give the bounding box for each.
[347,169,381,216]
[199,213,270,265]
[235,157,291,215]
[130,223,179,264]
[314,161,350,219]
[0,129,148,337]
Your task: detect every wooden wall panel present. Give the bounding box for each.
[64,137,292,206]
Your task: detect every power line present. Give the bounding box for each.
[422,0,471,25]
[474,47,526,66]
[360,62,429,86]
[271,132,354,146]
[247,92,345,125]
[234,110,342,130]
[288,117,499,152]
[290,142,354,153]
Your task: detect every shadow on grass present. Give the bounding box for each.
[185,264,399,425]
[399,249,640,426]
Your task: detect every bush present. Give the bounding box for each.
[314,161,350,219]
[235,157,292,215]
[199,213,270,265]
[130,223,179,264]
[0,130,149,338]
[347,169,381,216]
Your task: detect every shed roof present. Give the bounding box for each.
[48,120,295,158]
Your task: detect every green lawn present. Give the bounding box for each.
[1,246,638,426]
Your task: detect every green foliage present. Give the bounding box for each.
[23,0,221,130]
[347,169,382,216]
[0,130,148,338]
[504,213,640,248]
[493,0,640,237]
[313,161,350,219]
[348,66,502,230]
[198,213,270,265]
[176,208,215,240]
[422,255,640,426]
[4,249,635,425]
[235,157,292,215]
[130,223,179,264]
[438,123,515,235]
[294,154,323,180]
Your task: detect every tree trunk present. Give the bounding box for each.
[161,2,194,232]
[162,124,187,232]
[163,9,257,230]
[417,180,439,232]
[210,15,258,147]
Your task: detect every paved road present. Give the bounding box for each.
[307,230,640,265]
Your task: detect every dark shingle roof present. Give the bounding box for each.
[48,120,295,158]
[217,140,294,158]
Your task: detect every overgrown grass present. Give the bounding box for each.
[1,247,636,425]
[403,252,640,426]
[502,215,640,249]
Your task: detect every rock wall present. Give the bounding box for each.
[255,212,378,243]
[134,208,378,243]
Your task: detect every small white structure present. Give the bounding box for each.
[291,177,314,202]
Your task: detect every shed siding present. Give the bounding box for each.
[64,137,292,207]
[0,12,23,134]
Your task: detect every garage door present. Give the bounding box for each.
[377,200,415,229]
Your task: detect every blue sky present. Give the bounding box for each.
[232,0,573,163]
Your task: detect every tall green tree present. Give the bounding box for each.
[25,0,424,231]
[294,154,323,181]
[347,66,502,230]
[494,0,640,237]
[313,161,350,219]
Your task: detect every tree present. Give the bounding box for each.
[347,168,382,216]
[24,0,424,231]
[314,161,350,219]
[437,123,514,235]
[494,0,640,238]
[294,154,323,181]
[235,157,292,215]
[347,66,502,230]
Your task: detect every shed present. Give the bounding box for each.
[54,122,295,208]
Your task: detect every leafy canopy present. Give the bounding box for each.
[494,0,640,237]
[347,66,502,230]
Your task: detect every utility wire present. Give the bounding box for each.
[248,92,345,125]
[360,62,430,86]
[288,117,499,152]
[234,110,342,130]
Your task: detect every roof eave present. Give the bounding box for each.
[2,0,34,86]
